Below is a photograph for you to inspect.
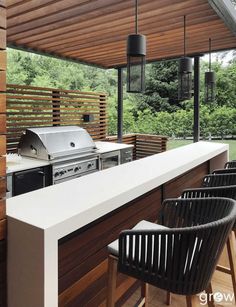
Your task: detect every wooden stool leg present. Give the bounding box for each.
[205,283,215,307]
[107,254,118,307]
[227,232,236,302]
[166,292,171,305]
[186,295,199,307]
[140,282,149,307]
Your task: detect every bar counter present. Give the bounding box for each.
[6,141,228,307]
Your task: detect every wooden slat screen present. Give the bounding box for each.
[105,134,167,159]
[6,84,107,152]
[135,134,167,159]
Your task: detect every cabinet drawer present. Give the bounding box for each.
[120,148,133,164]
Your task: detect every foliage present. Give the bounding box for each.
[7,48,236,138]
[138,60,179,113]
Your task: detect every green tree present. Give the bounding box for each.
[138,60,179,113]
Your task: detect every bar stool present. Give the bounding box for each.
[106,198,236,307]
[212,168,236,174]
[203,173,236,187]
[182,186,236,302]
[225,161,236,169]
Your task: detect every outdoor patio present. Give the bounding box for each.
[0,1,236,307]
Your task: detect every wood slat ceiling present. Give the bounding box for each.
[6,0,236,68]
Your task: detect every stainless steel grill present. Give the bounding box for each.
[18,126,97,161]
[18,126,100,184]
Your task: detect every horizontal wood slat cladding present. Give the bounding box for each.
[0,178,6,199]
[6,84,107,152]
[0,93,5,113]
[0,114,5,133]
[0,51,6,71]
[0,199,5,220]
[0,135,5,155]
[163,162,209,199]
[0,156,5,177]
[6,0,236,68]
[58,187,162,306]
[0,219,6,240]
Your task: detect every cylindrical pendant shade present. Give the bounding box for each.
[127,34,146,93]
[178,57,192,101]
[205,71,216,102]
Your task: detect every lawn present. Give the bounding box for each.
[167,139,236,161]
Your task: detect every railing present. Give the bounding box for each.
[6,84,107,152]
[106,134,168,159]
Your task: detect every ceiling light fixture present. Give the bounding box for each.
[127,0,146,93]
[178,15,192,101]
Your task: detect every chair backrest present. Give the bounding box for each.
[118,198,236,296]
[225,160,236,169]
[182,185,236,200]
[202,173,236,187]
[212,168,236,174]
[181,186,236,230]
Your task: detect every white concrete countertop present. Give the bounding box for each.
[7,157,49,174]
[6,141,228,307]
[7,141,228,235]
[95,141,133,154]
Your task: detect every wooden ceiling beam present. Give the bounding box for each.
[35,11,217,51]
[7,0,203,38]
[13,1,210,45]
[62,21,230,56]
[74,35,235,62]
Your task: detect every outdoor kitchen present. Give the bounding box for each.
[6,126,134,197]
[0,1,236,307]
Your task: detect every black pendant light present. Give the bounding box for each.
[178,15,192,101]
[127,0,146,93]
[205,38,216,103]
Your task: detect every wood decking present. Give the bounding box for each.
[124,243,236,307]
[124,271,235,307]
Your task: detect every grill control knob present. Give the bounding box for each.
[60,170,66,176]
[87,163,92,169]
[54,172,59,177]
[74,167,79,172]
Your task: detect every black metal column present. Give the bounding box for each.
[117,67,124,143]
[193,56,200,142]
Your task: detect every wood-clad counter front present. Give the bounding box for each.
[7,142,228,307]
[58,187,162,306]
[58,162,209,306]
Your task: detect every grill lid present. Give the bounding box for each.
[18,126,97,160]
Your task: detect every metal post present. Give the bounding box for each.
[117,67,123,143]
[193,56,200,142]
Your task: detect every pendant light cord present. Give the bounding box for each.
[184,15,186,57]
[209,38,212,71]
[135,0,138,34]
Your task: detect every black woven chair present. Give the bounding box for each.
[106,198,236,307]
[225,161,236,169]
[182,186,236,301]
[202,173,236,187]
[212,168,236,174]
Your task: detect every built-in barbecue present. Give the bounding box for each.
[18,126,100,184]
